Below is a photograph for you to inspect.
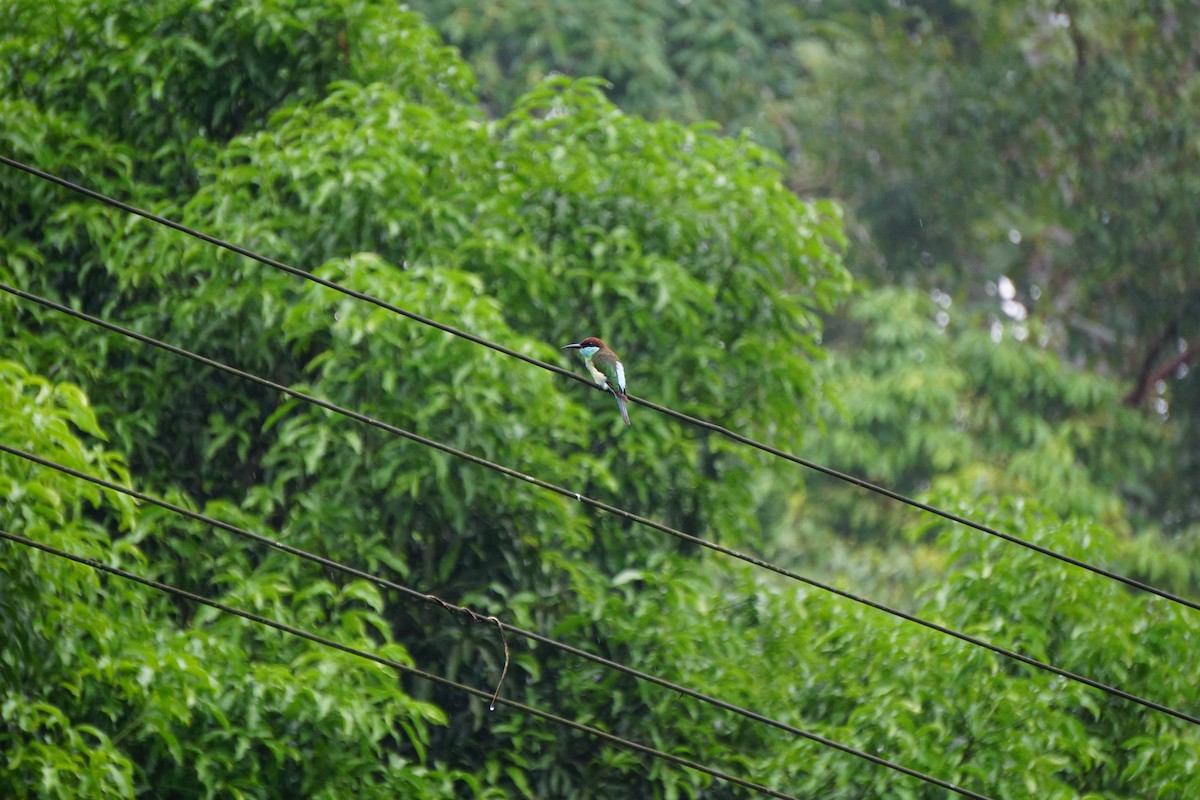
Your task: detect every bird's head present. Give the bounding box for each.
[562,337,606,357]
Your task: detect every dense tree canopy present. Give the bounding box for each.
[3,1,1198,799]
[417,0,1200,528]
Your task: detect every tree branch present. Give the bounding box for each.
[1124,332,1199,407]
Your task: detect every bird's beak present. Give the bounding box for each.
[561,343,581,350]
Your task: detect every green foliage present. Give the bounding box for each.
[2,0,850,795]
[918,497,1200,799]
[815,288,1159,520]
[800,2,1200,368]
[484,496,1200,799]
[0,0,473,192]
[4,1,1199,798]
[152,70,839,794]
[0,361,456,798]
[787,0,1200,526]
[412,0,1200,529]
[764,288,1184,609]
[411,0,812,154]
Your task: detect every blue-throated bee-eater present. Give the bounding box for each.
[562,337,631,425]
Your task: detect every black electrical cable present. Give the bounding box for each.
[3,285,1197,731]
[2,155,1194,616]
[0,528,801,800]
[0,443,995,800]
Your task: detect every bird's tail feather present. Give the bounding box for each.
[615,392,631,426]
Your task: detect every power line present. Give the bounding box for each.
[4,286,1198,730]
[0,528,800,800]
[2,155,1195,616]
[0,443,995,800]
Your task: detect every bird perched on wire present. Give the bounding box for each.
[562,336,631,425]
